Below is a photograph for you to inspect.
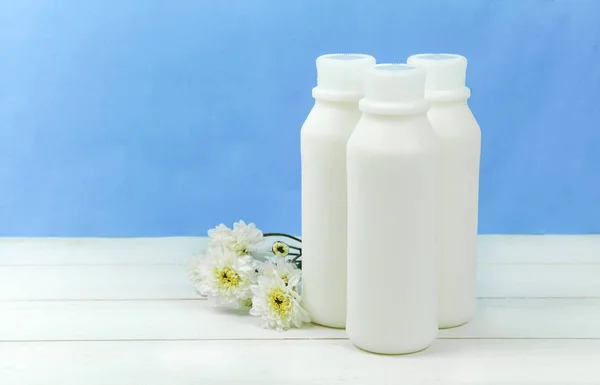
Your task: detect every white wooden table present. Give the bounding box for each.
[1,235,599,384]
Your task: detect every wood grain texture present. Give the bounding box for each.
[0,298,598,342]
[440,298,600,339]
[1,236,599,384]
[1,263,598,300]
[477,235,600,264]
[3,235,600,266]
[477,264,600,298]
[1,340,599,384]
[0,266,200,300]
[0,237,207,265]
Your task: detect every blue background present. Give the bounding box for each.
[1,0,599,236]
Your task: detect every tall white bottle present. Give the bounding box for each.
[301,53,376,328]
[346,64,439,354]
[407,54,481,329]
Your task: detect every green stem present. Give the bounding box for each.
[263,233,302,243]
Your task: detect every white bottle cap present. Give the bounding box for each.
[407,53,471,101]
[312,53,376,102]
[359,64,429,115]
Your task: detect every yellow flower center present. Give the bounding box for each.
[268,288,291,315]
[215,266,241,288]
[272,242,289,257]
[280,273,289,284]
[232,242,249,256]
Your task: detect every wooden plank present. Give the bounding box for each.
[0,237,207,265]
[0,299,344,341]
[0,340,598,384]
[440,298,600,339]
[1,299,598,342]
[1,263,599,301]
[478,235,600,264]
[477,264,600,298]
[3,235,600,266]
[0,266,200,300]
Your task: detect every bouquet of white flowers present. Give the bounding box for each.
[188,221,310,331]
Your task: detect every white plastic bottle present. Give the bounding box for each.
[407,54,481,329]
[301,53,376,328]
[346,64,439,354]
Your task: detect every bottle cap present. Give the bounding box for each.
[406,53,470,101]
[359,64,429,115]
[312,54,376,101]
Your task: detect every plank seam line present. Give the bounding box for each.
[0,298,206,302]
[3,297,600,303]
[477,296,600,299]
[0,263,185,267]
[479,262,600,265]
[2,262,600,267]
[1,337,599,343]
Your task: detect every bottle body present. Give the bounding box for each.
[346,113,439,354]
[301,100,361,328]
[428,101,481,329]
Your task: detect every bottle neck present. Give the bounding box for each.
[314,99,360,109]
[361,112,427,124]
[428,98,469,108]
[424,86,470,102]
[359,98,430,116]
[312,85,363,102]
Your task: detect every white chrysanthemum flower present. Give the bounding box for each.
[207,224,233,248]
[230,220,264,255]
[259,257,301,287]
[250,267,310,331]
[195,247,257,307]
[207,220,264,256]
